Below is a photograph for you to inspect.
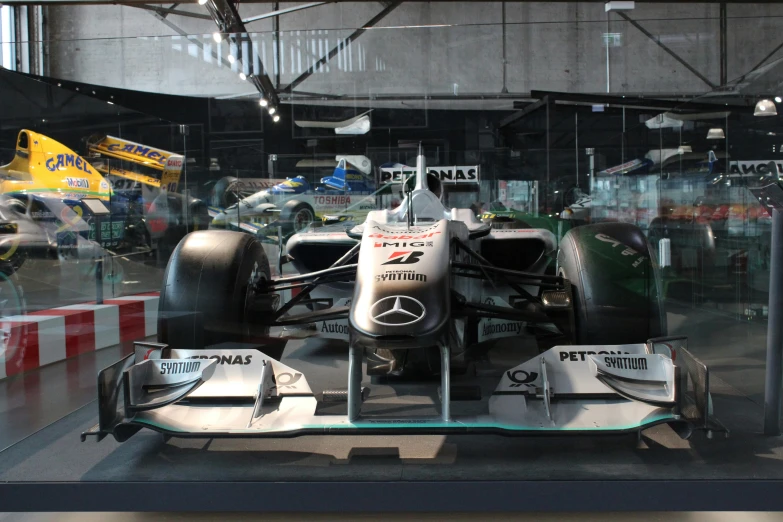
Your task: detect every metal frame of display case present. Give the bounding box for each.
[749,181,783,436]
[3,480,783,511]
[3,5,783,508]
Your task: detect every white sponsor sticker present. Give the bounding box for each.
[170,348,313,397]
[478,296,525,343]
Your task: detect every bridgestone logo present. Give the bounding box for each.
[604,356,647,370]
[375,272,427,282]
[159,361,200,374]
[482,322,523,336]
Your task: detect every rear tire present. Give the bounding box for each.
[158,230,283,359]
[557,222,666,345]
[211,176,243,208]
[280,200,315,235]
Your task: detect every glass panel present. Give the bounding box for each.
[1,3,783,493]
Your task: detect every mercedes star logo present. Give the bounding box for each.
[369,295,426,326]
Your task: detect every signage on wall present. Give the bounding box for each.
[379,166,480,184]
[729,160,783,176]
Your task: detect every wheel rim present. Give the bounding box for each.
[293,209,314,232]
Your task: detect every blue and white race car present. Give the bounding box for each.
[208,158,378,239]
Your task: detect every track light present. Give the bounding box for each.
[239,72,247,81]
[776,96,782,104]
[273,115,280,122]
[259,98,268,107]
[268,107,276,115]
[212,32,222,43]
[198,0,208,4]
[227,54,235,64]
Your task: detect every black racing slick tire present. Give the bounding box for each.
[211,176,243,208]
[157,230,283,359]
[188,199,211,232]
[557,222,666,345]
[280,200,315,235]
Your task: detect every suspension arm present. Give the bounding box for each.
[274,242,360,320]
[268,263,358,285]
[269,277,356,293]
[452,268,563,289]
[457,300,550,323]
[272,306,350,326]
[451,262,563,283]
[453,238,539,302]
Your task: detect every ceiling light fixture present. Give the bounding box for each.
[239,72,247,81]
[605,1,635,11]
[198,0,208,4]
[227,54,236,64]
[755,99,778,116]
[707,128,725,139]
[273,115,280,122]
[259,98,268,107]
[268,107,276,115]
[213,32,223,43]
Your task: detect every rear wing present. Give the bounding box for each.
[87,135,184,192]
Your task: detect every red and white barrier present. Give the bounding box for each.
[0,293,159,380]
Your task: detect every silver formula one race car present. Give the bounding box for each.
[83,150,723,443]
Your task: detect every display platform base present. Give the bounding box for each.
[1,321,782,511]
[0,389,781,511]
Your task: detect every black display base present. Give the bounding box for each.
[0,383,782,511]
[2,307,782,512]
[3,480,783,512]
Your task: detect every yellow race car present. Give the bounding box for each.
[0,129,206,273]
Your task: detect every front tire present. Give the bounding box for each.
[557,222,666,345]
[158,230,283,359]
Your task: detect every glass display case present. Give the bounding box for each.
[1,1,783,512]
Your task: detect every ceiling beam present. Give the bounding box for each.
[203,0,280,107]
[528,90,752,112]
[131,4,212,20]
[499,96,548,128]
[615,11,717,90]
[242,2,327,25]
[281,1,401,94]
